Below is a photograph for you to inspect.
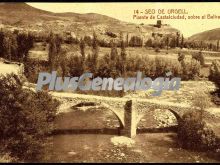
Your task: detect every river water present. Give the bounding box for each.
[44,108,219,163]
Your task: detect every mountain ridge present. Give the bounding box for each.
[0,3,180,42]
[188,28,220,42]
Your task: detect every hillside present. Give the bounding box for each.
[0,3,54,24]
[0,3,120,26]
[188,28,220,42]
[0,3,180,41]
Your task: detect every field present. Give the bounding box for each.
[28,43,220,79]
[29,43,220,66]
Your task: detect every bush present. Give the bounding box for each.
[129,36,143,47]
[0,74,60,162]
[24,60,49,83]
[105,31,117,38]
[178,52,185,62]
[180,59,201,80]
[145,38,153,47]
[178,110,217,151]
[209,60,220,88]
[192,51,205,66]
[209,60,220,105]
[155,47,160,52]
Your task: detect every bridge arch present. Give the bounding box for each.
[136,108,181,129]
[72,101,124,129]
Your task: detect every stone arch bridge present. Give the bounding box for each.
[51,92,195,138]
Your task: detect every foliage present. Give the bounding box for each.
[0,74,60,161]
[105,31,117,38]
[68,54,84,77]
[48,32,63,71]
[209,60,220,105]
[129,36,143,47]
[192,90,211,111]
[24,60,49,83]
[178,110,218,151]
[180,59,201,80]
[178,52,185,62]
[0,30,33,62]
[192,51,205,66]
[209,60,220,88]
[145,38,153,47]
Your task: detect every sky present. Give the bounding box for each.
[27,2,220,37]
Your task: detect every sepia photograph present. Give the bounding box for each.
[0,1,219,163]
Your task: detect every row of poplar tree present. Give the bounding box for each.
[0,30,34,62]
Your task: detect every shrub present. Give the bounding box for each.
[181,59,201,80]
[129,36,143,47]
[145,38,153,47]
[0,74,60,162]
[209,60,220,105]
[192,51,205,66]
[155,47,160,52]
[84,36,92,46]
[209,60,220,88]
[192,90,211,112]
[68,55,84,77]
[178,52,185,62]
[24,60,49,83]
[178,110,217,151]
[105,31,117,38]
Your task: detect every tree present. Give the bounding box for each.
[169,37,176,48]
[96,53,111,77]
[2,36,12,61]
[192,51,205,66]
[209,60,220,105]
[0,31,18,61]
[176,32,180,47]
[165,36,169,52]
[178,110,217,151]
[120,40,127,76]
[0,31,34,61]
[126,33,129,47]
[129,36,143,47]
[10,34,18,60]
[0,74,60,161]
[17,32,34,62]
[48,32,62,71]
[48,32,57,71]
[69,55,83,77]
[109,41,119,78]
[85,53,93,73]
[181,34,184,49]
[80,38,86,72]
[178,52,185,62]
[91,32,99,74]
[145,38,153,47]
[58,49,69,79]
[110,40,118,61]
[0,30,5,58]
[84,35,92,46]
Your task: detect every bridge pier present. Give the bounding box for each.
[120,100,137,138]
